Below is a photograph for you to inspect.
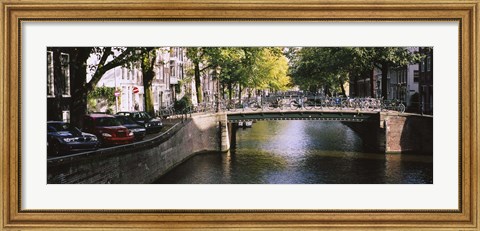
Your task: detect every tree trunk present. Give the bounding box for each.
[194,61,203,103]
[352,74,359,97]
[69,47,92,128]
[339,79,346,96]
[228,82,233,101]
[381,63,389,99]
[370,69,375,98]
[142,54,156,116]
[143,72,155,115]
[238,84,242,103]
[324,84,331,97]
[144,85,154,115]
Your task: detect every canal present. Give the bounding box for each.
[155,120,433,184]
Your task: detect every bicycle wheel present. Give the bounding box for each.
[290,101,299,110]
[361,101,370,111]
[228,101,236,112]
[249,101,259,111]
[380,103,388,112]
[325,100,336,110]
[267,102,275,111]
[304,101,313,110]
[340,100,348,110]
[397,104,405,113]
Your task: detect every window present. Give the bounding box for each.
[47,51,54,97]
[159,66,164,81]
[426,56,432,72]
[62,110,70,123]
[413,70,419,82]
[179,64,184,79]
[171,65,176,77]
[421,59,426,72]
[60,53,70,97]
[133,68,137,82]
[164,68,169,80]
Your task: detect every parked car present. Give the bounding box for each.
[116,111,163,133]
[114,115,146,141]
[82,114,135,146]
[47,121,99,156]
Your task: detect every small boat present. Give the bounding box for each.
[238,121,244,127]
[244,121,253,127]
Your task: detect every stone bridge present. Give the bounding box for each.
[222,109,433,154]
[47,111,432,184]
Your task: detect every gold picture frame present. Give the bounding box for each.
[1,0,478,229]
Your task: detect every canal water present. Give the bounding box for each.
[155,120,433,184]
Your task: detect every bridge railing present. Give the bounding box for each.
[161,96,409,117]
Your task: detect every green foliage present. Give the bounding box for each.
[290,47,422,96]
[353,47,422,69]
[290,47,357,95]
[175,80,183,94]
[353,47,422,98]
[174,95,193,113]
[87,86,116,106]
[186,47,291,102]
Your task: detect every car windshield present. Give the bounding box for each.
[47,123,81,134]
[134,112,152,120]
[115,116,136,125]
[95,117,122,126]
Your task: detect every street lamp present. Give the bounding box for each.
[215,65,221,113]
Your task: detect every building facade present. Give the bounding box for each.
[47,48,73,123]
[95,47,190,115]
[418,47,433,114]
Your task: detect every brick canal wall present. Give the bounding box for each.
[47,113,228,184]
[382,113,433,154]
[345,113,433,154]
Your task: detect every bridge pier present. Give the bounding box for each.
[381,113,433,154]
[218,113,231,152]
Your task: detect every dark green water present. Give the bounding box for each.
[155,120,433,184]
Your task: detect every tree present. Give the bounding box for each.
[187,47,291,103]
[252,48,291,92]
[186,47,224,104]
[290,47,358,96]
[135,48,157,115]
[55,47,147,127]
[289,47,420,98]
[354,47,421,98]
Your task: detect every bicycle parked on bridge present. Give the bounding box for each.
[366,97,383,111]
[325,96,345,110]
[301,94,325,110]
[289,94,312,110]
[265,96,284,111]
[381,99,406,113]
[343,97,370,111]
[245,98,263,111]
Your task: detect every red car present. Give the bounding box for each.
[82,114,134,146]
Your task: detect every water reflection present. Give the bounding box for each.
[155,121,433,184]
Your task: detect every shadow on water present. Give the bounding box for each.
[155,120,432,184]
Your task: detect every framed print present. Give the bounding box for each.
[1,0,478,230]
